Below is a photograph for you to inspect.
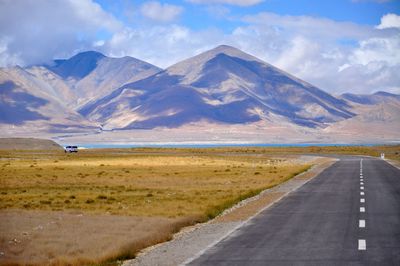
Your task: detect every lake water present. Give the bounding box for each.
[75,143,380,149]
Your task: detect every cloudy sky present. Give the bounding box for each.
[0,0,399,94]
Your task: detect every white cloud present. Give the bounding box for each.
[140,1,183,22]
[350,37,400,66]
[376,13,400,29]
[206,5,231,18]
[0,0,121,66]
[242,12,381,40]
[187,0,263,7]
[233,12,400,94]
[0,1,398,95]
[104,25,224,68]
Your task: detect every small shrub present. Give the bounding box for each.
[97,195,108,200]
[64,199,71,204]
[40,200,52,205]
[69,195,76,199]
[86,199,95,204]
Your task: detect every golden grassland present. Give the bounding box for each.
[0,145,397,265]
[0,148,310,265]
[1,145,398,219]
[0,148,310,219]
[156,144,400,160]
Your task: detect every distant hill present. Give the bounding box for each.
[0,138,62,150]
[0,51,161,133]
[79,45,354,129]
[33,50,162,108]
[341,91,400,105]
[0,45,399,142]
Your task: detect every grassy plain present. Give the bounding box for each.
[0,149,311,218]
[0,145,397,265]
[1,145,397,218]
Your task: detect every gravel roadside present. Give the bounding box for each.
[123,156,337,266]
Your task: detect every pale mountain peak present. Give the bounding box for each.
[46,50,106,80]
[166,44,262,80]
[73,50,105,58]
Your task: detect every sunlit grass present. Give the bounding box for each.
[0,149,310,219]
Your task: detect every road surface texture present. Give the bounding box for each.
[187,157,400,265]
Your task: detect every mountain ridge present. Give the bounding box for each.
[0,51,162,133]
[1,45,399,142]
[80,45,356,129]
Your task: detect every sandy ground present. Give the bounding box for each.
[1,121,399,145]
[0,210,190,265]
[386,159,400,170]
[0,138,62,150]
[124,156,336,266]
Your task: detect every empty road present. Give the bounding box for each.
[187,157,400,265]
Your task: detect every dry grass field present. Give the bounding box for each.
[0,148,312,265]
[0,145,397,265]
[0,210,194,266]
[0,149,310,218]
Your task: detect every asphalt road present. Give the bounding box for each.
[188,157,400,265]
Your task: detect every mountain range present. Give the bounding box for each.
[0,45,399,143]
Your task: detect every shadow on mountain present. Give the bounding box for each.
[0,81,49,125]
[77,47,356,130]
[46,51,105,79]
[123,85,260,129]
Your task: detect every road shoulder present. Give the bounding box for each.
[385,158,400,170]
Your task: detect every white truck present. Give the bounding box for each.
[64,145,78,153]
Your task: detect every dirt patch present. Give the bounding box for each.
[0,138,62,150]
[296,157,337,179]
[0,210,197,266]
[386,159,400,170]
[213,192,285,222]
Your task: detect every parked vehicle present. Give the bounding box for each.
[64,146,78,153]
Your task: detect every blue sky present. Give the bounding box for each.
[95,0,399,29]
[0,0,399,94]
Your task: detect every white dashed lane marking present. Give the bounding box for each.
[358,239,366,250]
[359,220,366,228]
[358,159,366,251]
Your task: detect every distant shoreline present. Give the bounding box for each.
[70,142,396,149]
